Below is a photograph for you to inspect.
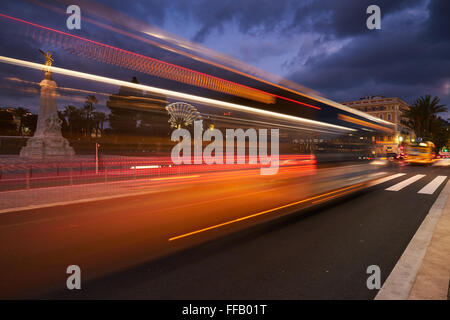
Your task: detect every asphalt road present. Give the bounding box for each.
[2,162,381,298]
[48,164,448,299]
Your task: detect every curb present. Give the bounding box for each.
[375,180,450,300]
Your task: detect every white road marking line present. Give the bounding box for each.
[418,176,447,194]
[385,174,426,191]
[370,173,406,186]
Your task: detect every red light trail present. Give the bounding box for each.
[0,13,321,110]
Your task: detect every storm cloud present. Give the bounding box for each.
[109,0,449,116]
[152,0,449,117]
[0,0,448,118]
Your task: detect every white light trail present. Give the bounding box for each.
[131,165,161,169]
[0,55,356,132]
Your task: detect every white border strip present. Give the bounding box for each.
[385,174,425,191]
[369,173,406,186]
[418,176,447,195]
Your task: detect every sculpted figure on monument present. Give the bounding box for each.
[43,113,62,135]
[39,49,54,66]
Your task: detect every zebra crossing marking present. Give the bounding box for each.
[385,174,426,191]
[418,176,447,194]
[370,173,406,186]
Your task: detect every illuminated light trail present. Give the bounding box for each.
[203,113,338,134]
[131,165,162,169]
[0,55,355,132]
[0,13,396,127]
[311,186,365,204]
[0,13,322,109]
[168,183,365,241]
[42,0,391,125]
[150,175,200,181]
[338,114,393,133]
[0,13,272,104]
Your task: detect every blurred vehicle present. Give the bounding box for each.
[385,145,398,155]
[395,152,407,160]
[405,141,436,165]
[386,152,397,160]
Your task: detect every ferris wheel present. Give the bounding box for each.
[165,102,202,129]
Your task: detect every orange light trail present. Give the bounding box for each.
[168,183,365,241]
[151,175,200,181]
[311,186,364,204]
[0,13,321,109]
[338,114,393,133]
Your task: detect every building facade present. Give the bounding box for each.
[341,96,414,155]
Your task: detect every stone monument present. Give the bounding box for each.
[20,50,75,158]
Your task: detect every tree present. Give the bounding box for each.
[430,117,450,151]
[13,107,30,135]
[22,113,38,135]
[63,105,83,137]
[92,111,107,137]
[83,95,98,137]
[0,110,17,135]
[405,95,447,140]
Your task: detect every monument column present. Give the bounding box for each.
[20,50,75,158]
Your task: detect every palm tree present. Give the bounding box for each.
[430,117,450,151]
[92,111,107,137]
[83,95,98,137]
[405,95,447,139]
[63,105,83,137]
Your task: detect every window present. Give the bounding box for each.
[387,113,392,121]
[379,114,383,120]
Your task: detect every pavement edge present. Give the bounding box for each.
[375,180,450,300]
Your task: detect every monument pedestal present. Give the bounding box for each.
[20,134,75,158]
[20,73,74,159]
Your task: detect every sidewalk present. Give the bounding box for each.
[376,180,450,300]
[408,180,450,300]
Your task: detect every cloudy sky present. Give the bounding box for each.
[105,0,449,117]
[0,0,449,119]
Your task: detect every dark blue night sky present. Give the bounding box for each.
[0,0,448,119]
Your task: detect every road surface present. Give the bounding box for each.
[54,165,448,299]
[0,163,447,299]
